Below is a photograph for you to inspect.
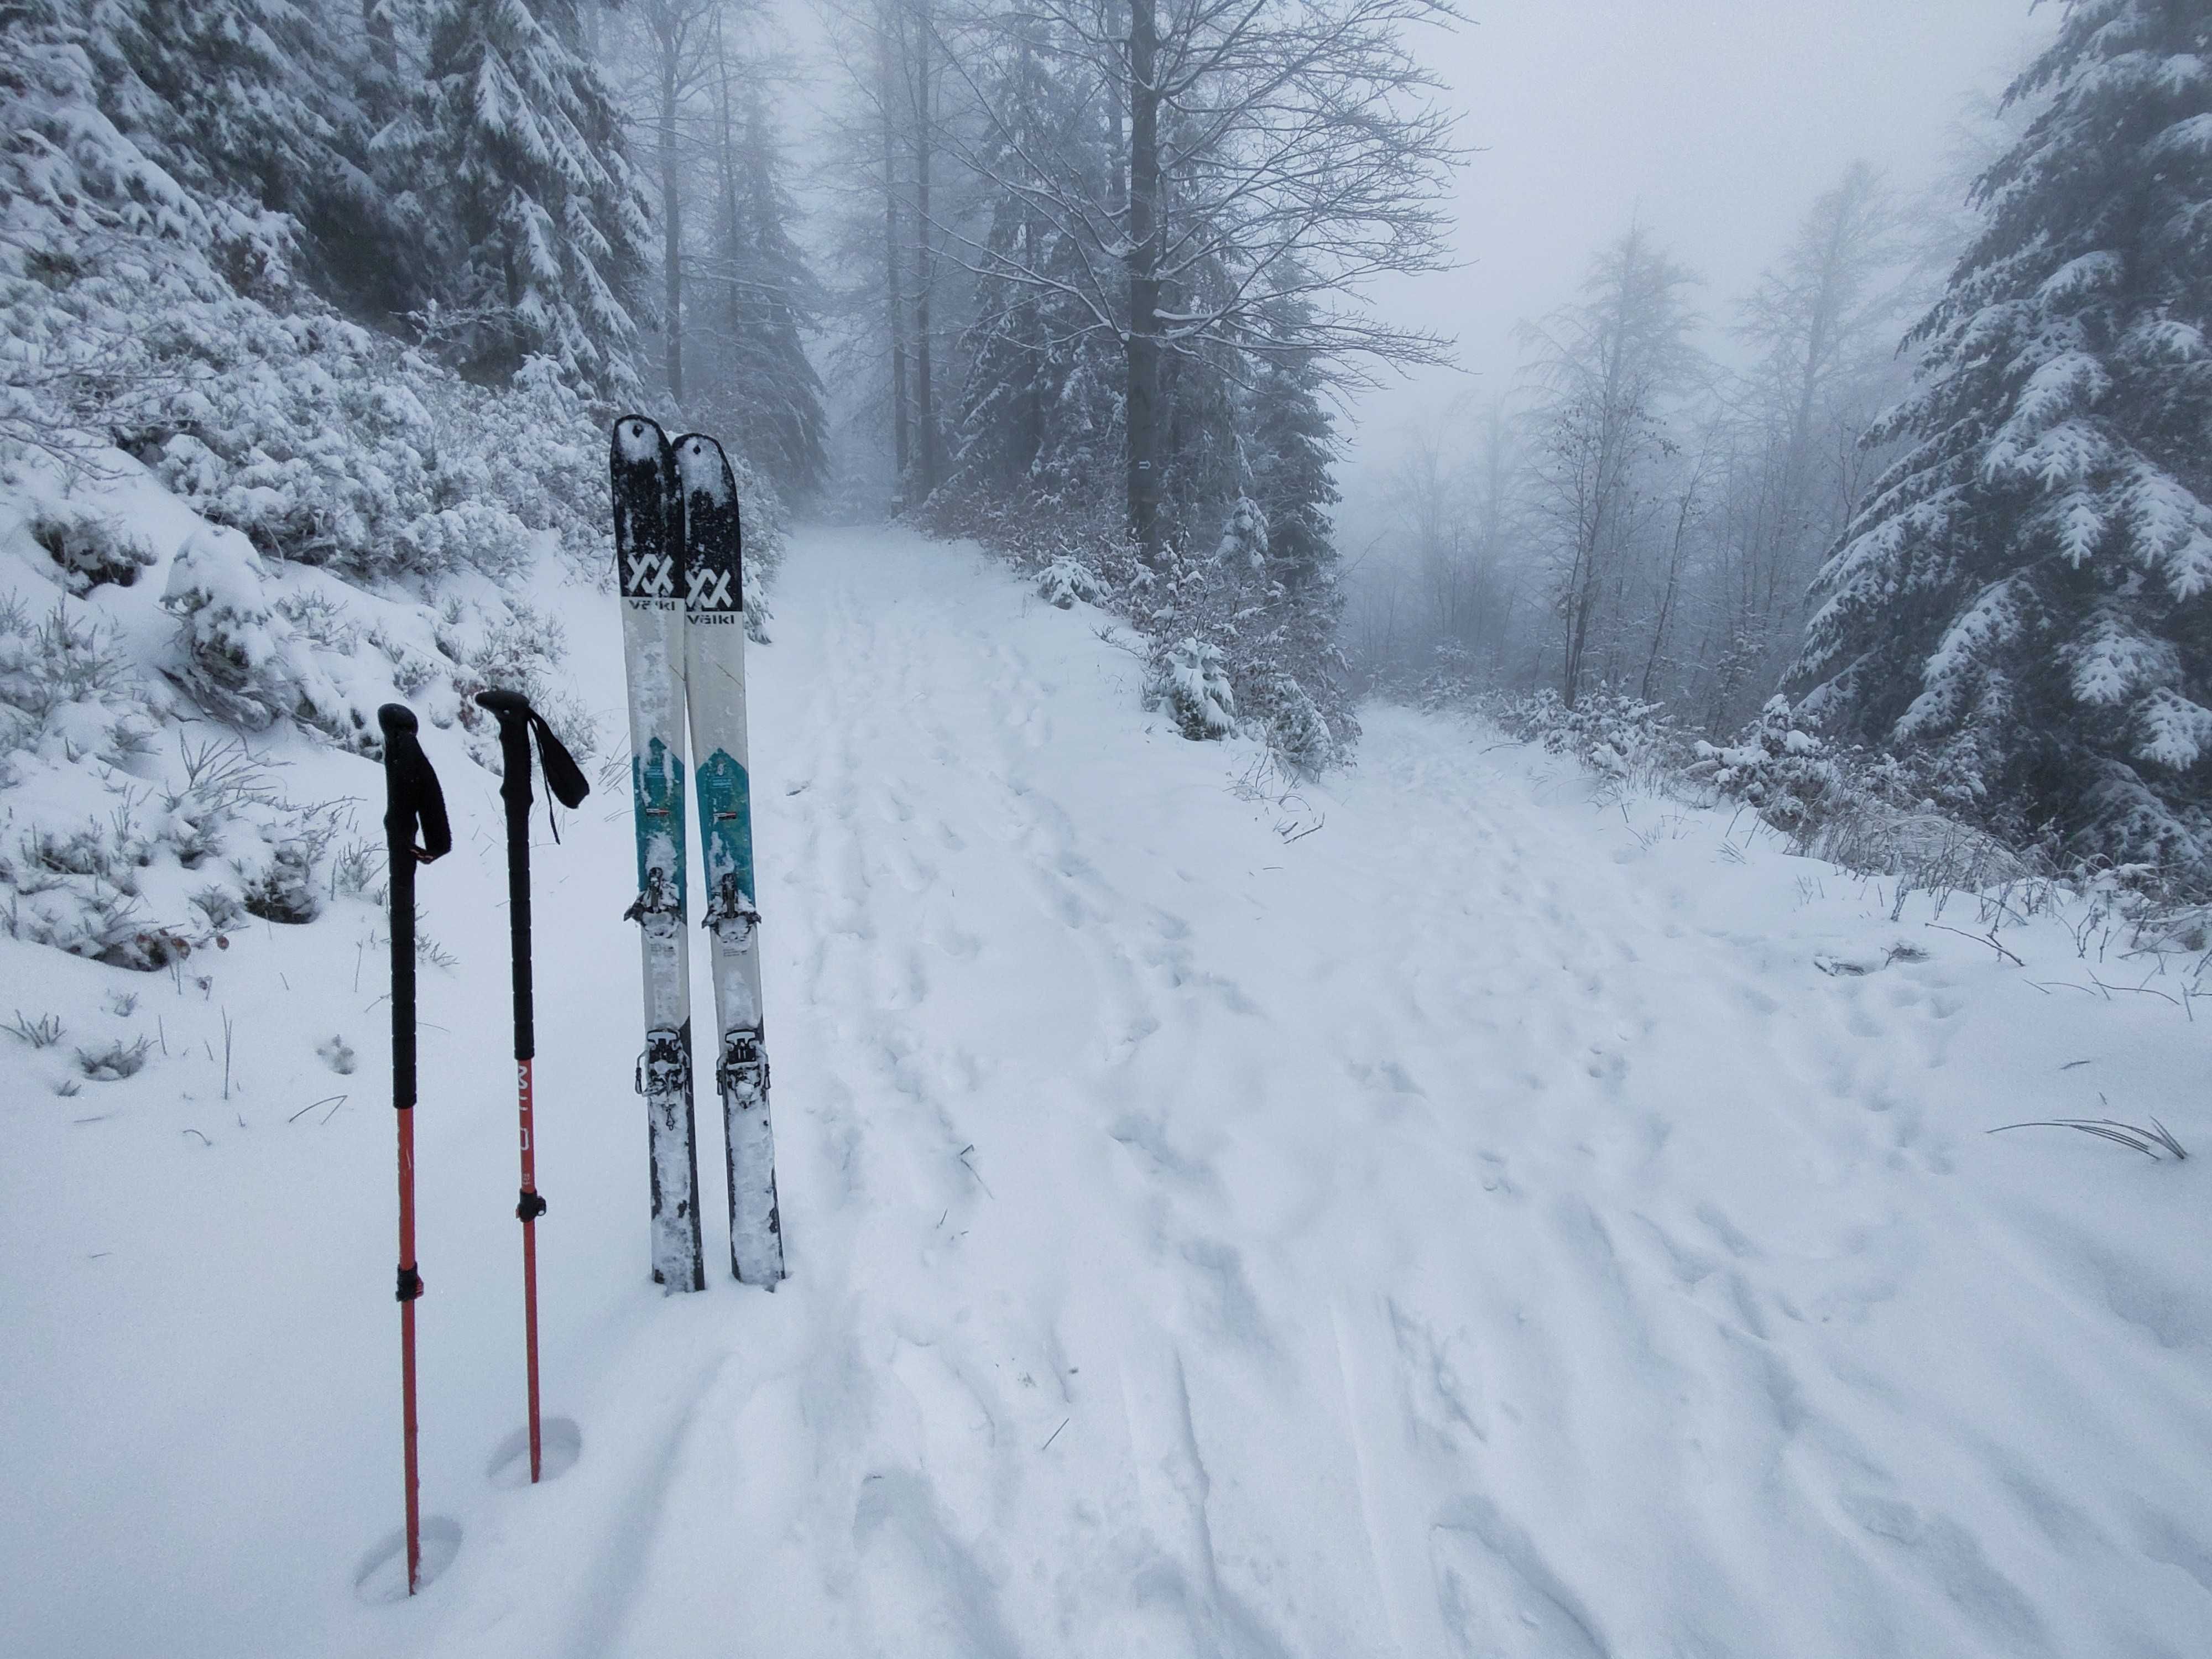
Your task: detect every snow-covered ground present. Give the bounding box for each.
[5,524,2209,1658]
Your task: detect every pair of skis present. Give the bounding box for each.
[611,416,784,1292]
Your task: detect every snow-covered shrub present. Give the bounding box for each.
[161,526,341,734]
[0,598,142,731]
[238,832,322,925]
[444,594,599,773]
[74,1035,150,1081]
[1411,642,1481,712]
[925,473,1357,775]
[0,589,353,967]
[1037,554,1107,611]
[1243,667,1340,776]
[1150,637,1237,739]
[1671,696,2041,894]
[1503,687,1682,780]
[1687,696,1844,833]
[29,508,159,593]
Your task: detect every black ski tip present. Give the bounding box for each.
[671,431,740,500]
[611,414,671,468]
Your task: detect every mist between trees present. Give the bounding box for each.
[11,1,2208,884]
[1350,1,2212,889]
[1352,163,1922,739]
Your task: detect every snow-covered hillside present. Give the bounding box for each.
[4,524,2209,1658]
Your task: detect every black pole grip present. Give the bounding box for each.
[473,690,588,1064]
[476,690,538,1062]
[379,705,447,1114]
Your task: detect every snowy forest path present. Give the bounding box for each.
[14,524,2200,1659]
[375,523,2207,1659]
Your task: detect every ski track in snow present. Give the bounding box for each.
[4,524,2210,1658]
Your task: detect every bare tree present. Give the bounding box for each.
[623,0,722,408]
[1521,223,1703,705]
[1693,163,1913,727]
[937,0,1464,562]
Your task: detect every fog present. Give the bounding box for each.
[1340,0,2058,521]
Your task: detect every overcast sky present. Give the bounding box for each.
[1337,0,2059,502]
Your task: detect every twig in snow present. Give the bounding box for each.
[288,1093,347,1124]
[2086,970,2178,1008]
[181,1128,211,1146]
[957,1144,995,1199]
[1925,922,2023,967]
[1040,1417,1070,1452]
[1988,1113,2187,1161]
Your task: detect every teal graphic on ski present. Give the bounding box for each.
[630,734,689,898]
[693,749,755,923]
[676,430,785,1286]
[612,415,703,1293]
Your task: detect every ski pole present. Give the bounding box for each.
[473,688,588,1485]
[379,703,450,1594]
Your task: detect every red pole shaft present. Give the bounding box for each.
[398,1104,421,1595]
[518,1057,542,1483]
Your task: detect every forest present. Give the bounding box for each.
[1348,6,2212,891]
[6,0,2211,886]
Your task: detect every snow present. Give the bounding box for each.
[5,524,2210,1657]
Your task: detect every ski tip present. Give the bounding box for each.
[672,432,735,504]
[613,414,669,466]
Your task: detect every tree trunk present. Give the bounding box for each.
[659,45,684,409]
[879,21,911,491]
[716,28,743,417]
[914,0,938,494]
[1125,0,1163,564]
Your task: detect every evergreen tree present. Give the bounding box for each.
[707,78,827,499]
[951,29,1118,507]
[1791,0,2212,872]
[82,0,411,316]
[398,0,654,394]
[1245,293,1340,594]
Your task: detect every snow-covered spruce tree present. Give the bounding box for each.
[1791,0,2212,875]
[395,0,654,395]
[1246,291,1340,596]
[948,24,1122,514]
[81,0,418,319]
[706,76,828,501]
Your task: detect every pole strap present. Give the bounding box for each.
[517,1189,548,1223]
[397,1264,423,1302]
[474,688,591,841]
[377,704,452,864]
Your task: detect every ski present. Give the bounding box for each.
[676,431,786,1287]
[611,415,704,1293]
